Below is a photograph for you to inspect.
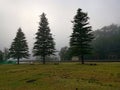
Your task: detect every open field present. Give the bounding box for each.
[0,62,120,90]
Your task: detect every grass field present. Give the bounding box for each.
[0,62,120,90]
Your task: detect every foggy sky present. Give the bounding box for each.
[0,0,120,52]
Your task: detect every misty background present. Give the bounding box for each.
[0,0,120,54]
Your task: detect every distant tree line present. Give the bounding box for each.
[0,48,9,62]
[91,24,120,60]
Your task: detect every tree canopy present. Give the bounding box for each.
[33,13,55,64]
[70,8,94,64]
[9,28,29,64]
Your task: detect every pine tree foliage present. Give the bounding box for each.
[33,13,55,64]
[9,28,29,64]
[70,8,94,64]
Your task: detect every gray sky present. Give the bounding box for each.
[0,0,120,52]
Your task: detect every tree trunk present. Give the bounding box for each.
[43,56,45,64]
[17,57,20,64]
[79,55,84,64]
[81,55,84,64]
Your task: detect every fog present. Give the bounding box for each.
[0,0,120,52]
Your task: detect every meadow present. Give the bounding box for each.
[0,62,120,90]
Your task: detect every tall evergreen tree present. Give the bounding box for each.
[70,8,94,64]
[9,28,29,64]
[33,13,55,64]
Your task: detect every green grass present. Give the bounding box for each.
[0,62,120,90]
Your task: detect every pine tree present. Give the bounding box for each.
[9,28,29,64]
[33,13,55,64]
[70,8,94,64]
